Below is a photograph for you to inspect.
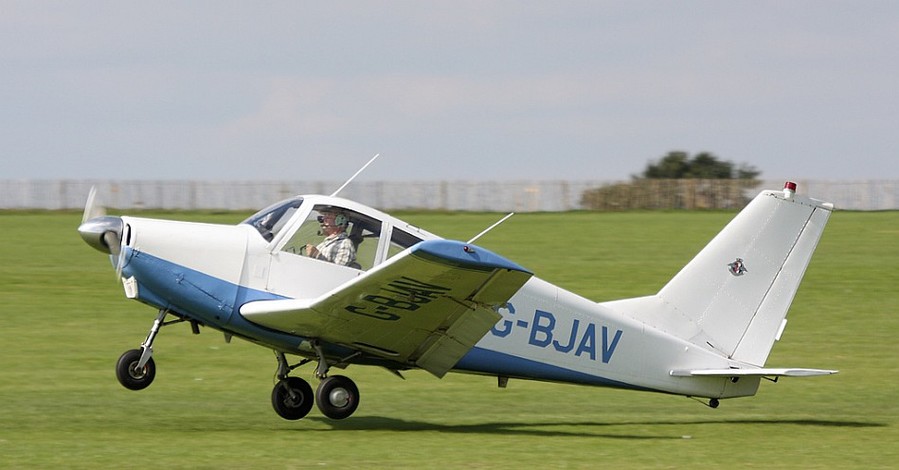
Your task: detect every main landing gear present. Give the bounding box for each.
[271,345,361,421]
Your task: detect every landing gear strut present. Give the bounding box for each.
[269,347,361,421]
[115,309,192,391]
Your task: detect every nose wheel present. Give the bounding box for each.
[116,348,156,390]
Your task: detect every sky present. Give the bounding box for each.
[2,1,898,182]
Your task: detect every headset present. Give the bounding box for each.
[317,212,349,228]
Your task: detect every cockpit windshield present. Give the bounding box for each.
[241,197,304,242]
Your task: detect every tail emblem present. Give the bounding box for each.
[727,258,748,276]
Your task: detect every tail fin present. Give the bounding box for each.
[606,183,833,366]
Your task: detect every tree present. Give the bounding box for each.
[581,151,762,210]
[639,151,759,180]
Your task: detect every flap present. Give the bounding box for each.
[240,239,532,377]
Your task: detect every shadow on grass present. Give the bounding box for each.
[302,416,885,439]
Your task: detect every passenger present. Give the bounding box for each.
[304,211,357,267]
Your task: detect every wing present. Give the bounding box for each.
[240,239,533,377]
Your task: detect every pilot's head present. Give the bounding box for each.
[317,211,348,236]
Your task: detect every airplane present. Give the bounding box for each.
[78,172,837,420]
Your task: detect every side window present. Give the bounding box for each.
[387,228,423,259]
[280,205,382,271]
[346,216,381,271]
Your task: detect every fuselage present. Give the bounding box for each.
[107,194,756,401]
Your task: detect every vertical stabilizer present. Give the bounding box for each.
[607,184,832,366]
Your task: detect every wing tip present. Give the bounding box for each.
[413,239,532,274]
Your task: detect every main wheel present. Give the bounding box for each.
[116,349,156,390]
[271,377,314,420]
[315,375,359,420]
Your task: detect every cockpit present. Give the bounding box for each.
[242,195,433,272]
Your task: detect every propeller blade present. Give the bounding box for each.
[82,186,106,224]
[102,227,129,281]
[114,225,129,281]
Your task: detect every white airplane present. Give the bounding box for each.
[78,174,836,420]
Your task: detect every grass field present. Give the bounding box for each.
[1,207,897,468]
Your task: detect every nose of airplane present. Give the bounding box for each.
[78,216,124,254]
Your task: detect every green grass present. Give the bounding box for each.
[1,209,897,468]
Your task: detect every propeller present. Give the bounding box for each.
[78,186,128,281]
[81,185,106,224]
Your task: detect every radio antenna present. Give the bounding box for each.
[331,153,380,197]
[467,212,515,244]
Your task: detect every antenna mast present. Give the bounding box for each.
[330,153,381,197]
[467,212,515,244]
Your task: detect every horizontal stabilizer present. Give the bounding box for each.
[670,367,838,378]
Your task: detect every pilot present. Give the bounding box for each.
[304,210,357,267]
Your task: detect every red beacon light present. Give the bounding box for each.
[783,181,797,198]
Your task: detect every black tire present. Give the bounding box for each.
[271,377,314,420]
[315,375,359,420]
[116,349,156,391]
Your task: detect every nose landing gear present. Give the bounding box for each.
[115,309,172,390]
